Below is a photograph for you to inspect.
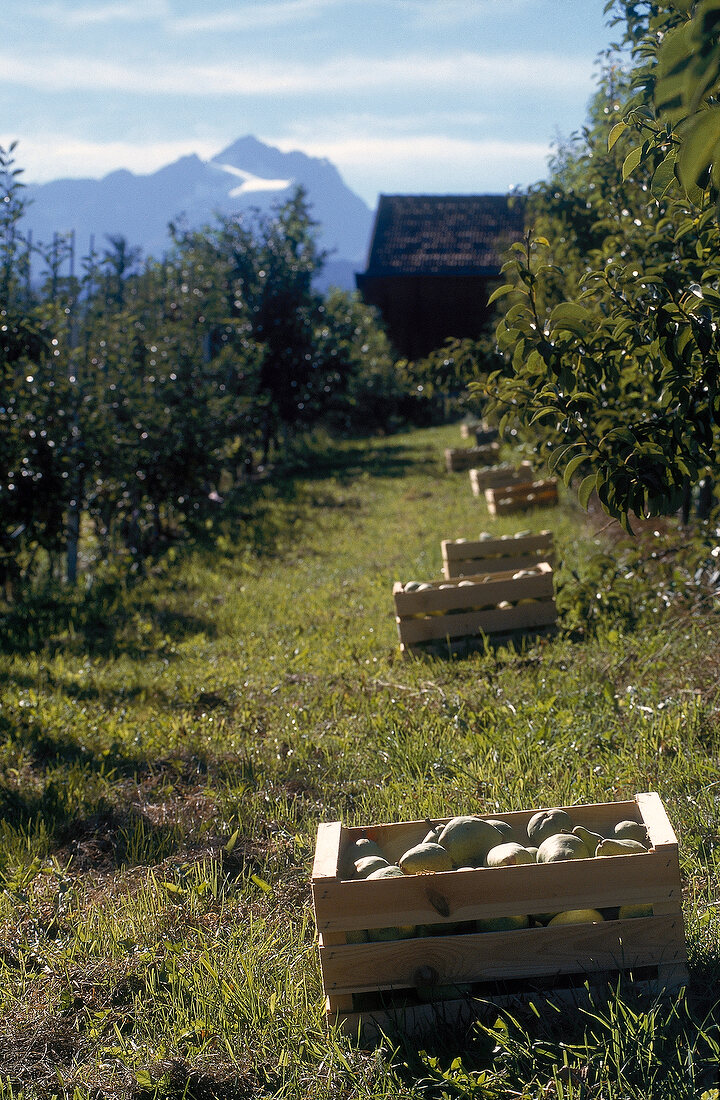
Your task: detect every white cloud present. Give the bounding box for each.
[169,0,333,34]
[0,48,594,97]
[0,134,221,183]
[275,133,551,172]
[35,0,169,26]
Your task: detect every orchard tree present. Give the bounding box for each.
[478,0,720,527]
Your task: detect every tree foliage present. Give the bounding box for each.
[476,1,720,527]
[0,152,401,596]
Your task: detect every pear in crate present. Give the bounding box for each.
[548,909,604,925]
[399,842,453,874]
[437,816,504,866]
[485,842,535,867]
[354,855,389,878]
[595,838,647,856]
[537,833,589,863]
[527,808,573,846]
[614,820,649,846]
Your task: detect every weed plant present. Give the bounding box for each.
[0,423,719,1098]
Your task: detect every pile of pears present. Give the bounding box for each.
[343,809,651,941]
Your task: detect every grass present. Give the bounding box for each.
[1,421,720,1098]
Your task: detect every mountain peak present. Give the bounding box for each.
[21,136,374,290]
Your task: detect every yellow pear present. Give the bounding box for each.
[572,825,604,851]
[537,833,589,862]
[476,914,529,932]
[618,903,653,918]
[527,808,573,846]
[437,816,504,866]
[614,820,649,846]
[485,842,535,867]
[399,842,454,874]
[354,855,389,878]
[548,909,604,925]
[595,838,647,857]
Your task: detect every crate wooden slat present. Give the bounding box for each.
[460,419,497,443]
[393,562,556,654]
[470,462,534,495]
[442,531,554,580]
[485,478,559,515]
[311,793,687,1038]
[445,443,500,473]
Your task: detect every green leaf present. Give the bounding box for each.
[578,473,597,510]
[563,452,590,485]
[608,122,627,152]
[487,283,515,306]
[224,828,240,855]
[251,873,272,894]
[650,150,679,200]
[529,405,559,425]
[677,108,720,192]
[549,302,591,337]
[622,146,643,181]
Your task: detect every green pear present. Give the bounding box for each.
[595,838,647,856]
[343,837,384,876]
[399,842,454,874]
[527,808,573,846]
[366,864,405,879]
[476,914,529,932]
[572,825,604,852]
[437,816,504,866]
[367,924,416,941]
[537,833,589,862]
[614,820,649,846]
[354,855,389,878]
[485,818,515,840]
[485,842,535,867]
[548,909,604,925]
[618,903,653,918]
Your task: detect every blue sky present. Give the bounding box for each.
[3,0,619,207]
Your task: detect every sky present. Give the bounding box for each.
[2,0,621,209]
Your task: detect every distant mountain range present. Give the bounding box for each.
[20,136,375,292]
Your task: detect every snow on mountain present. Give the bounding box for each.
[20,136,374,292]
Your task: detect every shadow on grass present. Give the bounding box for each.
[0,431,445,661]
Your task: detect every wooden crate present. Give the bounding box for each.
[393,562,557,656]
[459,419,480,439]
[461,419,498,445]
[442,531,554,580]
[485,478,558,515]
[470,461,534,495]
[311,793,687,1040]
[445,443,500,473]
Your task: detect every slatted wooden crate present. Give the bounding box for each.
[485,478,559,515]
[445,442,500,473]
[460,419,498,445]
[469,461,534,495]
[311,792,687,1040]
[393,562,556,656]
[442,530,554,580]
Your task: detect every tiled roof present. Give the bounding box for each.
[362,194,525,277]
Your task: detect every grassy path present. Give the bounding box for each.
[0,423,719,1098]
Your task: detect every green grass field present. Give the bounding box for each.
[1,422,720,1099]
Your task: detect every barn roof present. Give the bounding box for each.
[361,193,525,277]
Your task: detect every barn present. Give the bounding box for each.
[356,193,525,360]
